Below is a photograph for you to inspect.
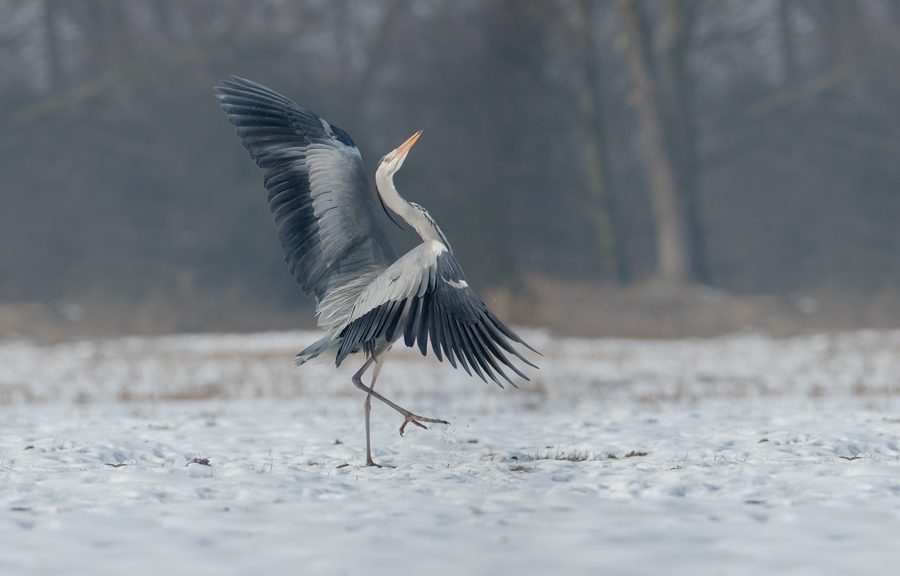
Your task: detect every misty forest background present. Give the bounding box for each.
[3,0,900,341]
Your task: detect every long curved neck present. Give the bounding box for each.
[375,170,453,253]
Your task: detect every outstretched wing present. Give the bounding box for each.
[214,76,399,325]
[336,240,538,386]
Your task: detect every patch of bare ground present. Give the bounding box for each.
[0,296,316,344]
[487,276,900,339]
[5,277,900,342]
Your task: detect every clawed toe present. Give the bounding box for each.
[399,413,450,436]
[399,415,428,436]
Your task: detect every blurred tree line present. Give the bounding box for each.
[2,0,900,331]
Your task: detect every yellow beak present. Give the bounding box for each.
[395,129,423,158]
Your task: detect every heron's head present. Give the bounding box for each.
[377,130,422,177]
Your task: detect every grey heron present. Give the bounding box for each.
[215,77,537,466]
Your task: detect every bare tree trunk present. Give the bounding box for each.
[778,0,798,86]
[571,0,622,282]
[659,0,707,284]
[619,0,690,286]
[42,0,63,91]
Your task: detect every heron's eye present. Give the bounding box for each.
[383,157,389,163]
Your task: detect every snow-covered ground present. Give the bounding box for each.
[2,329,900,575]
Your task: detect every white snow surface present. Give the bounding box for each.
[2,329,900,575]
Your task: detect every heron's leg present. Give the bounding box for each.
[361,353,394,466]
[351,357,449,439]
[363,392,374,466]
[353,358,379,467]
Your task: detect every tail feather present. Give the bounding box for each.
[296,336,341,366]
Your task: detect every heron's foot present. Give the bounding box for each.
[399,413,450,436]
[364,458,381,468]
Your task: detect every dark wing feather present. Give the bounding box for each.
[335,244,537,387]
[214,76,398,306]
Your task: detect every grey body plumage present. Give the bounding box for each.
[215,76,536,465]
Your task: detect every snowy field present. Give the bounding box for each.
[2,329,900,575]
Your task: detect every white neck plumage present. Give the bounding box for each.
[375,169,453,254]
